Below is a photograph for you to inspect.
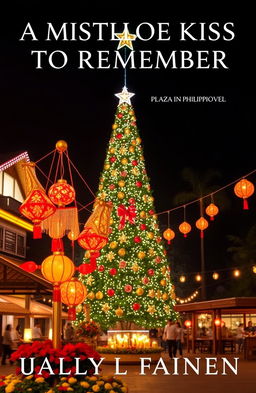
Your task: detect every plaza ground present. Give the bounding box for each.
[0,352,255,393]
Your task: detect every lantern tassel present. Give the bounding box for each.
[167,240,171,245]
[200,231,204,239]
[243,198,249,210]
[210,216,214,221]
[68,307,77,321]
[33,224,42,239]
[51,238,64,253]
[90,251,100,272]
[184,234,187,238]
[53,285,61,302]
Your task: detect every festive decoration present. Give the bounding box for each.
[163,228,175,244]
[184,320,192,328]
[234,178,254,209]
[179,221,192,237]
[212,272,219,280]
[179,275,186,283]
[19,189,56,238]
[233,268,241,277]
[195,274,202,282]
[48,179,75,207]
[115,26,137,50]
[77,89,177,330]
[60,278,87,320]
[176,291,199,304]
[196,216,209,238]
[205,202,219,221]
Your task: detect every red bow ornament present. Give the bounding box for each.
[117,204,136,230]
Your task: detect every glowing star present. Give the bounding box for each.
[119,146,127,155]
[156,290,162,299]
[161,267,167,275]
[148,289,155,298]
[99,191,107,200]
[147,305,156,314]
[102,303,111,313]
[132,167,139,176]
[119,233,127,243]
[111,170,118,178]
[115,26,136,50]
[115,86,135,105]
[86,276,94,286]
[148,248,156,257]
[106,251,115,261]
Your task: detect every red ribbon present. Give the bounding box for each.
[117,204,136,230]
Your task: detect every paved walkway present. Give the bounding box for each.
[0,352,255,393]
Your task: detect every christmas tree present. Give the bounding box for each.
[78,87,177,330]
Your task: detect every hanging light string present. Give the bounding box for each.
[34,149,56,164]
[157,167,256,216]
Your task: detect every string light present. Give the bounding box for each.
[176,290,199,304]
[212,272,219,280]
[179,275,186,283]
[252,266,256,274]
[233,269,241,277]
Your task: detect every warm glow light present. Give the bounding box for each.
[212,272,219,280]
[48,328,53,340]
[24,328,32,342]
[0,209,33,231]
[179,275,186,283]
[184,320,192,328]
[195,274,202,282]
[252,266,256,274]
[214,318,221,326]
[233,269,241,277]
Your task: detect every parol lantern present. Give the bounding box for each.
[19,189,56,239]
[205,203,219,221]
[179,221,192,238]
[234,179,254,210]
[41,252,75,301]
[78,199,113,271]
[196,217,209,238]
[60,278,87,320]
[163,228,175,244]
[48,179,76,207]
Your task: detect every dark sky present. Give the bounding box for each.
[1,4,254,298]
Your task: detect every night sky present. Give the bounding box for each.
[1,4,254,299]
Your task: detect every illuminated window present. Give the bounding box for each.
[0,171,3,194]
[14,180,24,203]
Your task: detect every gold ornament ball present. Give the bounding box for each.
[121,158,128,165]
[76,304,82,313]
[147,232,154,240]
[132,263,139,272]
[153,214,157,220]
[99,185,103,190]
[109,218,114,225]
[118,180,125,187]
[124,128,130,135]
[160,279,167,286]
[117,191,125,199]
[131,139,136,146]
[104,164,110,170]
[115,307,124,317]
[130,116,136,121]
[136,137,142,145]
[112,123,118,130]
[96,291,104,300]
[140,211,146,218]
[110,147,115,154]
[129,110,134,116]
[109,241,118,249]
[136,287,144,296]
[129,146,135,153]
[87,291,95,300]
[149,196,154,202]
[56,140,68,152]
[138,251,146,259]
[162,293,168,301]
[118,248,126,257]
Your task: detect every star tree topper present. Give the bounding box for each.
[115,86,135,105]
[115,26,136,50]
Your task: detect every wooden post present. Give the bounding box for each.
[213,310,217,354]
[192,312,196,353]
[25,295,31,329]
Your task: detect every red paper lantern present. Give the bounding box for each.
[132,303,141,311]
[205,203,219,221]
[19,189,56,239]
[48,179,75,207]
[20,261,39,273]
[109,268,117,276]
[60,278,87,321]
[107,288,115,297]
[163,228,175,244]
[78,227,108,253]
[179,221,192,238]
[234,179,254,210]
[196,217,209,238]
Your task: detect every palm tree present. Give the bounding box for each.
[174,167,229,300]
[227,225,256,296]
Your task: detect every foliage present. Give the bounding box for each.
[78,101,177,329]
[0,375,128,393]
[10,340,101,381]
[97,346,162,354]
[75,321,101,338]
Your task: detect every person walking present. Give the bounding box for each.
[175,322,184,357]
[163,319,177,359]
[236,323,245,353]
[1,325,14,365]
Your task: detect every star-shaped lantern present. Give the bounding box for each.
[115,86,135,105]
[115,26,136,50]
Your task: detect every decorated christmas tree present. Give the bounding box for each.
[78,87,177,330]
